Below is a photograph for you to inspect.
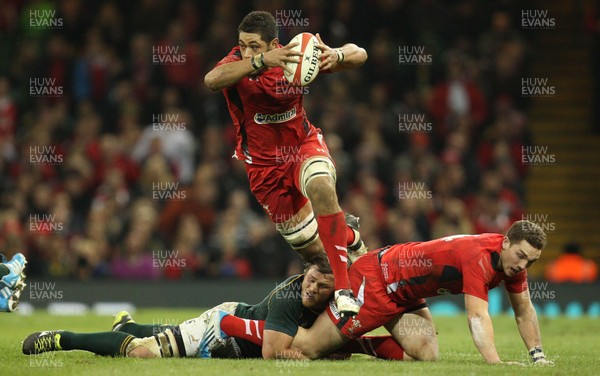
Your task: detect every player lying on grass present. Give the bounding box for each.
[204,10,369,317]
[205,220,553,365]
[22,256,416,360]
[0,252,27,313]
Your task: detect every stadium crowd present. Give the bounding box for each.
[0,0,535,280]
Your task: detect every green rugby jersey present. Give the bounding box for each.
[232,274,324,358]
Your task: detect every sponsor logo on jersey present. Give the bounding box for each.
[348,318,362,334]
[329,299,340,320]
[437,288,451,295]
[254,107,297,124]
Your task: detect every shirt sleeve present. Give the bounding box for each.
[462,254,491,302]
[259,67,287,97]
[215,47,241,67]
[264,282,302,337]
[504,270,528,294]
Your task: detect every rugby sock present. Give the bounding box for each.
[117,323,162,338]
[316,212,350,290]
[340,335,404,360]
[346,226,356,246]
[220,315,265,346]
[58,331,135,356]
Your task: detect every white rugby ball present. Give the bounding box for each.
[284,32,321,86]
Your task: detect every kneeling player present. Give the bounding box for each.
[205,221,555,364]
[286,220,553,365]
[206,300,437,361]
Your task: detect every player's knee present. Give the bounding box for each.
[419,341,439,361]
[125,329,183,358]
[126,337,162,358]
[277,213,320,251]
[127,345,157,358]
[411,337,439,361]
[305,177,338,210]
[295,240,323,260]
[300,157,336,199]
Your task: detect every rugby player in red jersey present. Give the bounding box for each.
[208,221,554,365]
[204,11,368,316]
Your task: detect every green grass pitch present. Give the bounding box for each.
[2,309,598,375]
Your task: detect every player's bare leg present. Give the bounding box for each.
[124,303,238,358]
[127,345,157,357]
[384,307,439,361]
[290,309,348,359]
[277,202,366,264]
[276,201,323,262]
[295,156,359,316]
[276,201,361,316]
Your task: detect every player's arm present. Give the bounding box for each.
[507,290,553,365]
[204,44,302,92]
[464,294,502,363]
[261,278,310,360]
[315,33,367,72]
[262,330,307,359]
[204,57,260,92]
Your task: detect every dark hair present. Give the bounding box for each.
[303,253,333,276]
[506,220,547,250]
[238,11,278,43]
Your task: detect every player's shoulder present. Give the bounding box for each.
[475,233,504,256]
[268,274,304,300]
[279,274,304,288]
[265,274,304,311]
[436,233,502,263]
[216,46,242,67]
[476,233,505,243]
[445,233,503,249]
[227,45,241,56]
[436,233,503,243]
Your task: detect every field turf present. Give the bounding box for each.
[2,309,598,375]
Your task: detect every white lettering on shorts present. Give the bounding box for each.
[329,299,340,320]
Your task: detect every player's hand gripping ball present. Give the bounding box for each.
[284,32,321,86]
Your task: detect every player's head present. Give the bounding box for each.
[238,11,279,59]
[499,220,547,277]
[301,255,334,310]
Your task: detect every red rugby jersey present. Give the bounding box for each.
[216,46,318,166]
[377,233,528,303]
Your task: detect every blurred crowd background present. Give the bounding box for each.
[0,0,594,281]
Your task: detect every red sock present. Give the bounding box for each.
[339,335,404,360]
[346,225,356,245]
[221,315,265,346]
[316,212,350,290]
